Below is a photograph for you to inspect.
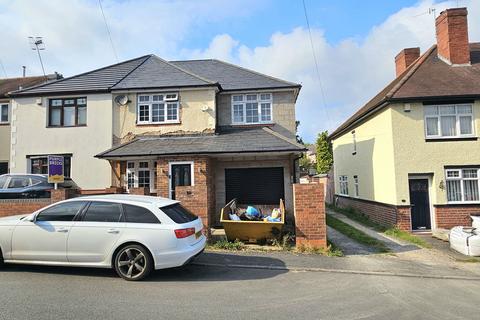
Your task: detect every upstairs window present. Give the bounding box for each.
[424,104,474,139]
[137,93,179,124]
[446,168,480,203]
[339,175,349,196]
[49,98,87,127]
[0,104,9,124]
[231,93,272,125]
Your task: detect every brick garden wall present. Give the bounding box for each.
[336,195,412,231]
[0,189,77,218]
[293,183,327,248]
[435,205,480,229]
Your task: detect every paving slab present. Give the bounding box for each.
[327,226,376,255]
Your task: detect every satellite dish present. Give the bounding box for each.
[115,94,129,106]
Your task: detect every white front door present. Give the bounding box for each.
[67,201,123,263]
[11,201,86,262]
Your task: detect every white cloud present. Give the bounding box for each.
[184,0,480,141]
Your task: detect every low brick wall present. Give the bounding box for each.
[435,205,480,229]
[0,199,51,217]
[0,189,77,218]
[335,195,412,231]
[294,183,327,249]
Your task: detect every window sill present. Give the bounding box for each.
[136,121,181,126]
[425,136,477,142]
[231,122,274,127]
[0,122,10,126]
[46,125,87,128]
[439,202,480,206]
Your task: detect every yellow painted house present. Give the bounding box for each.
[330,8,480,231]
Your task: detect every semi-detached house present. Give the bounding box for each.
[9,56,305,227]
[330,8,480,231]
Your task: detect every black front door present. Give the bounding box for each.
[170,164,192,200]
[409,179,431,230]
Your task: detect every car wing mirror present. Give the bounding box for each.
[24,214,36,222]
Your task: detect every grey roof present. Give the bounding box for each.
[12,56,150,96]
[96,127,305,158]
[111,56,216,90]
[12,55,300,96]
[170,59,300,91]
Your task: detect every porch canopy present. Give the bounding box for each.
[95,127,305,159]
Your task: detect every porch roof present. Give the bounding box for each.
[96,127,306,159]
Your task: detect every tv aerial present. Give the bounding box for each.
[29,36,46,76]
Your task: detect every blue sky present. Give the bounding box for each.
[0,0,478,142]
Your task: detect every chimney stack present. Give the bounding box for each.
[435,7,470,65]
[395,47,420,77]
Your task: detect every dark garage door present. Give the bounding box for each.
[225,167,285,205]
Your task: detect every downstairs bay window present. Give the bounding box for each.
[446,168,480,203]
[137,93,179,124]
[424,104,474,139]
[231,93,272,125]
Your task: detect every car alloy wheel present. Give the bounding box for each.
[114,245,152,281]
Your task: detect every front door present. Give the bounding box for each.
[170,163,192,200]
[409,179,431,230]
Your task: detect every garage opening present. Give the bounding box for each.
[225,167,285,205]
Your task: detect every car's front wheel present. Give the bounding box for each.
[114,244,153,281]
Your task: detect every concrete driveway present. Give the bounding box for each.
[1,254,479,320]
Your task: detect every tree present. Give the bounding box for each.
[299,149,315,174]
[316,131,333,174]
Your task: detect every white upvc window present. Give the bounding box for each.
[0,103,9,124]
[137,93,179,124]
[354,175,359,197]
[125,160,157,193]
[446,168,480,203]
[231,93,272,124]
[339,175,349,196]
[424,104,474,139]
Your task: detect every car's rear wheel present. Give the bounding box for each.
[114,244,152,281]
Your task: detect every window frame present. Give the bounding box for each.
[29,155,72,178]
[125,160,156,193]
[338,175,349,196]
[424,104,475,139]
[231,93,273,125]
[0,103,9,124]
[445,168,480,204]
[137,93,180,125]
[48,97,87,128]
[353,175,359,198]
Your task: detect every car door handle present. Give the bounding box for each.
[57,228,69,233]
[107,229,120,234]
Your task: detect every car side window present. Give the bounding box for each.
[123,204,160,224]
[36,202,86,222]
[8,177,31,189]
[82,201,123,223]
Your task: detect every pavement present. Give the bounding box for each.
[1,254,480,320]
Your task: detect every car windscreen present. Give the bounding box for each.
[0,176,7,189]
[160,204,198,224]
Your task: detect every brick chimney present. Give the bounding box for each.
[435,7,470,65]
[395,47,420,77]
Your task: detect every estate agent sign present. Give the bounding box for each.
[48,155,64,184]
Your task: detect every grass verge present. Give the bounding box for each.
[208,239,245,251]
[384,228,432,248]
[327,204,432,249]
[326,215,390,253]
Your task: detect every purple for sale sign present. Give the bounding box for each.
[48,155,64,184]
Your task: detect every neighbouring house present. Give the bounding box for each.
[0,74,61,174]
[10,56,305,227]
[330,7,480,231]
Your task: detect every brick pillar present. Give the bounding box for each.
[50,188,77,203]
[396,206,412,231]
[156,159,169,198]
[129,187,150,195]
[294,183,327,249]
